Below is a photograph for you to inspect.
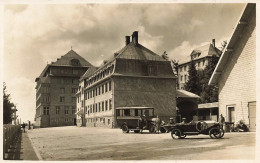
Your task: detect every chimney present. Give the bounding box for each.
[125,36,130,46]
[132,31,138,45]
[212,39,215,48]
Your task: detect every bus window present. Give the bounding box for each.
[124,109,130,116]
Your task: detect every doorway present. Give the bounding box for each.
[227,106,235,123]
[248,102,256,131]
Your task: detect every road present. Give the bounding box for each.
[27,126,255,160]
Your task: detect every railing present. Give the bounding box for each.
[3,124,21,158]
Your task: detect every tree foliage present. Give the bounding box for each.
[184,56,220,103]
[3,82,14,124]
[198,56,219,103]
[171,59,179,88]
[184,60,201,96]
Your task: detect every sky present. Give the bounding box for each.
[2,3,245,123]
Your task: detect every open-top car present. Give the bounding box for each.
[163,120,225,139]
[116,107,165,133]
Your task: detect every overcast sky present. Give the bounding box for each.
[3,3,245,122]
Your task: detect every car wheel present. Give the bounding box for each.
[180,134,187,139]
[122,125,129,133]
[134,130,140,133]
[209,128,221,139]
[171,129,182,139]
[149,125,156,133]
[219,128,225,138]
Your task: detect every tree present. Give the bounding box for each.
[184,60,201,95]
[3,82,14,124]
[171,59,179,88]
[198,55,219,103]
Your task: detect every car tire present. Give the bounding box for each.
[171,129,182,139]
[209,128,221,139]
[122,125,129,133]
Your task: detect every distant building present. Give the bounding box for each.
[209,4,256,131]
[76,31,177,128]
[35,50,93,128]
[178,40,221,89]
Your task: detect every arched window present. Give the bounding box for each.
[70,59,80,66]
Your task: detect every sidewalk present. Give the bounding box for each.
[4,130,39,160]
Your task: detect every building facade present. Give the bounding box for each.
[209,4,256,131]
[35,50,93,128]
[76,31,177,128]
[178,40,221,89]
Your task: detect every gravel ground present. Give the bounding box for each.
[27,126,256,160]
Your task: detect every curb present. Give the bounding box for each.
[26,131,43,160]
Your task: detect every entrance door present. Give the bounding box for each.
[228,107,235,123]
[248,102,256,131]
[74,118,76,125]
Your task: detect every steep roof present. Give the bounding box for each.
[80,66,98,80]
[83,41,167,79]
[51,50,93,67]
[209,3,255,85]
[179,43,221,65]
[36,49,93,80]
[115,42,166,61]
[176,90,200,99]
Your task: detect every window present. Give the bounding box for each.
[184,66,186,71]
[65,106,69,114]
[124,109,130,116]
[98,86,100,95]
[109,81,111,91]
[73,69,78,75]
[96,87,98,96]
[109,99,112,110]
[180,75,183,82]
[95,104,97,112]
[70,59,80,66]
[99,102,101,112]
[105,101,108,111]
[81,100,84,107]
[56,106,60,114]
[108,119,110,125]
[198,62,200,67]
[203,60,205,66]
[72,106,76,114]
[72,88,77,93]
[102,101,104,111]
[185,75,187,82]
[43,107,49,115]
[60,96,65,102]
[105,83,107,92]
[102,85,104,94]
[60,88,65,93]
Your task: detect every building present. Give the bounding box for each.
[76,31,177,128]
[209,4,256,131]
[176,90,200,122]
[178,40,221,89]
[35,50,93,128]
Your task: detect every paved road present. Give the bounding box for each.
[27,126,255,160]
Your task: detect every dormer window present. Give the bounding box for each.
[70,59,80,66]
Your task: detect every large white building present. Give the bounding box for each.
[178,40,221,89]
[209,3,256,131]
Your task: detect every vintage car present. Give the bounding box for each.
[163,120,225,139]
[116,107,165,133]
